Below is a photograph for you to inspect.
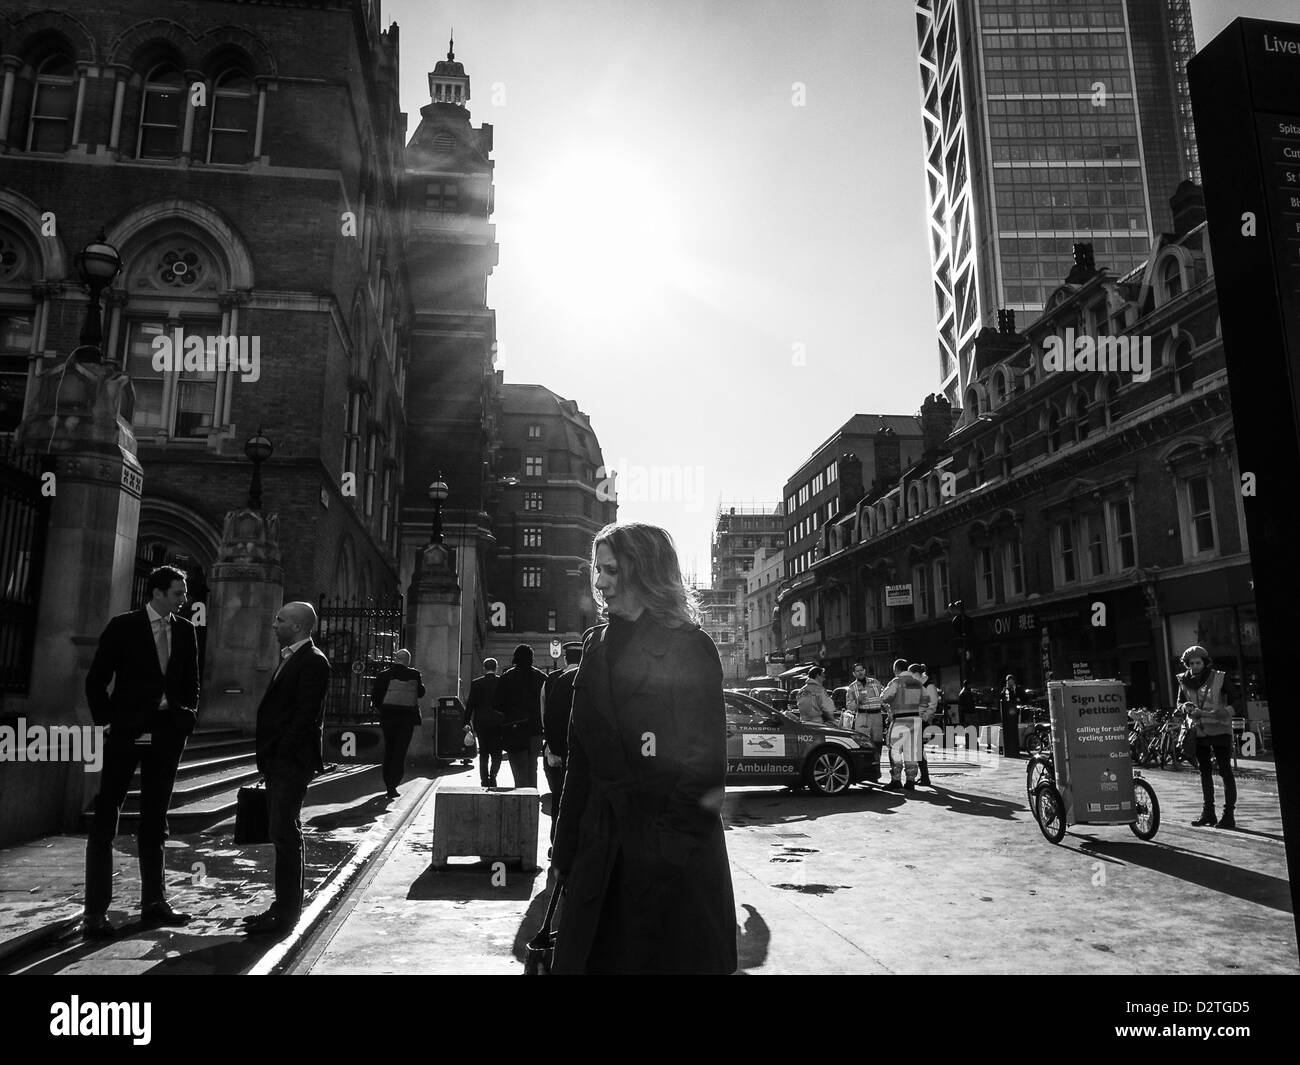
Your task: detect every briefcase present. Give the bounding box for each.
[234,782,270,845]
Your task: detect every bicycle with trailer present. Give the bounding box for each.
[1025,679,1161,844]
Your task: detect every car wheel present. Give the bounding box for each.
[806,748,853,796]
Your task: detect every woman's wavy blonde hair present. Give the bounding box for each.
[590,522,701,628]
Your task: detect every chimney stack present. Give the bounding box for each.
[1169,180,1205,237]
[837,451,864,514]
[920,394,954,458]
[872,427,901,495]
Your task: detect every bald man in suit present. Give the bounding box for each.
[245,601,330,936]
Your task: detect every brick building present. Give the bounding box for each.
[777,415,925,671]
[807,185,1266,724]
[483,383,614,667]
[744,545,784,675]
[0,0,414,632]
[711,502,783,678]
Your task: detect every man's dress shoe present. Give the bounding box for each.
[141,902,192,927]
[82,914,116,939]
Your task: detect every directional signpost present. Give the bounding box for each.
[1190,16,1300,931]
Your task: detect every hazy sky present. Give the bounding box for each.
[383,0,1296,578]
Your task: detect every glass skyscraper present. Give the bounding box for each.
[916,0,1199,404]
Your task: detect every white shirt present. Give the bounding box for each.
[275,638,310,678]
[146,602,172,710]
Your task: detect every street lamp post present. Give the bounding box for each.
[72,230,122,363]
[428,472,449,545]
[948,598,968,689]
[244,428,273,510]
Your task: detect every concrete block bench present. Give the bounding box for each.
[430,785,540,871]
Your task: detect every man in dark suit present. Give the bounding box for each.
[463,658,501,788]
[244,601,330,936]
[541,641,582,836]
[82,565,200,938]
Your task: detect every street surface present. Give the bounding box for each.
[300,745,1295,975]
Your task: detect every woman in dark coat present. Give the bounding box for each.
[551,521,737,975]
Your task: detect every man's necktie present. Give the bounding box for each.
[154,617,170,675]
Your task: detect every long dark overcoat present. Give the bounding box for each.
[551,614,737,974]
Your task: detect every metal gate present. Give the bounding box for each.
[316,594,404,725]
[0,439,51,694]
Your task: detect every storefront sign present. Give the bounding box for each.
[989,610,1037,637]
[1040,626,1052,684]
[885,584,913,607]
[1048,680,1134,825]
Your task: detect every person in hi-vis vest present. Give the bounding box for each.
[880,658,924,791]
[1177,644,1238,830]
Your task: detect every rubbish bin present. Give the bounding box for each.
[1000,701,1021,757]
[435,696,475,762]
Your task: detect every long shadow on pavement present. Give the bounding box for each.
[892,785,1025,822]
[1073,836,1293,913]
[724,786,908,826]
[407,861,542,904]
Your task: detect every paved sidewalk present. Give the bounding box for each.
[0,763,432,973]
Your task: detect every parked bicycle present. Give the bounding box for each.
[1022,704,1052,755]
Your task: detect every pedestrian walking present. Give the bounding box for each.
[913,663,940,787]
[245,601,330,936]
[82,565,200,938]
[464,658,502,787]
[999,673,1021,757]
[371,648,425,798]
[795,666,838,726]
[880,658,924,790]
[1177,645,1238,830]
[551,521,737,974]
[493,644,546,789]
[542,642,582,840]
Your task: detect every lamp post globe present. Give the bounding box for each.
[73,230,122,361]
[428,473,449,544]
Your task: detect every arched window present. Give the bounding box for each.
[120,235,229,439]
[964,386,982,420]
[28,55,75,152]
[1173,340,1195,395]
[1160,255,1184,302]
[1076,393,1091,441]
[1046,406,1061,453]
[1101,375,1120,426]
[999,431,1014,477]
[138,63,186,158]
[971,445,985,485]
[207,69,255,164]
[908,483,921,517]
[993,369,1009,407]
